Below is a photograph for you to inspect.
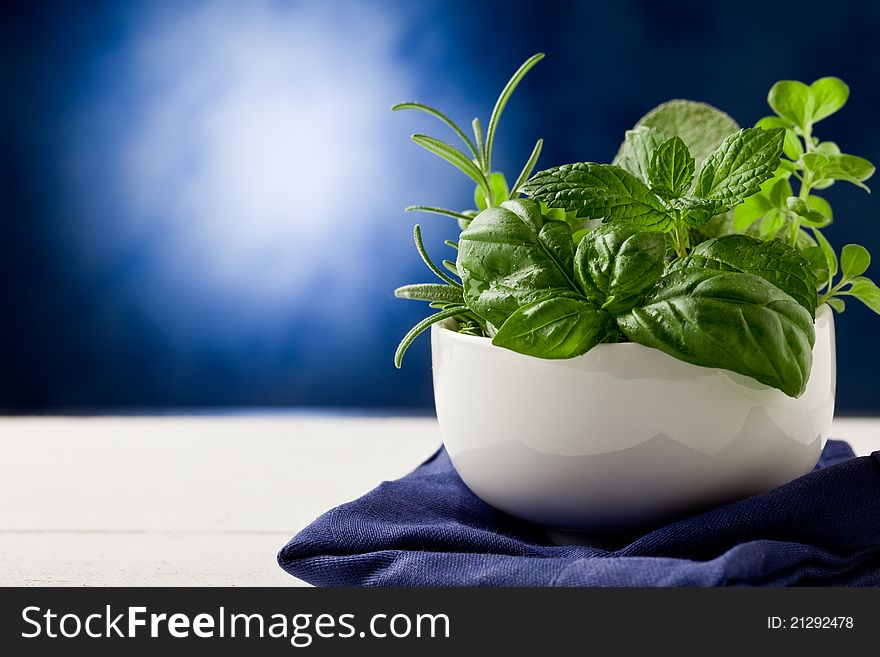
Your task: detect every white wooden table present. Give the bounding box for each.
[1,415,877,587]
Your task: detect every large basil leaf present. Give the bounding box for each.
[617,269,815,397]
[668,234,818,316]
[492,295,612,359]
[575,224,666,315]
[456,199,578,327]
[521,163,672,230]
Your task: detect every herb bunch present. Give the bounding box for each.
[393,55,879,398]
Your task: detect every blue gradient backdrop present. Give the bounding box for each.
[2,0,879,411]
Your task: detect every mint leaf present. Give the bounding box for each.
[648,136,695,197]
[492,295,612,359]
[634,100,739,169]
[669,234,818,315]
[612,126,667,183]
[522,163,672,230]
[848,279,880,314]
[617,269,815,397]
[841,244,871,278]
[695,127,785,204]
[768,80,813,130]
[810,77,849,123]
[574,224,666,315]
[456,199,578,327]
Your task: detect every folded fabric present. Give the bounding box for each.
[278,440,880,586]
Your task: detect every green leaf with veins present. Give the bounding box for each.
[521,163,672,230]
[574,224,667,315]
[612,126,667,183]
[649,136,695,197]
[668,234,818,315]
[456,199,578,327]
[634,100,740,169]
[695,127,785,204]
[492,295,612,359]
[617,268,815,397]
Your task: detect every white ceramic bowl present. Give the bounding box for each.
[431,304,836,531]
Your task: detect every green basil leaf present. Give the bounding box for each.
[840,244,871,278]
[768,80,813,130]
[574,224,666,315]
[612,126,667,183]
[648,136,695,197]
[848,279,880,314]
[456,199,578,327]
[695,127,785,204]
[539,220,576,279]
[617,269,815,397]
[522,163,672,230]
[669,234,818,315]
[826,297,846,313]
[492,296,612,359]
[809,77,849,123]
[394,283,464,304]
[634,100,740,170]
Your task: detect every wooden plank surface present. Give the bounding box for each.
[0,415,877,586]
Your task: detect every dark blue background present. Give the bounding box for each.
[2,0,879,412]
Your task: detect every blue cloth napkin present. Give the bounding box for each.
[278,439,880,586]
